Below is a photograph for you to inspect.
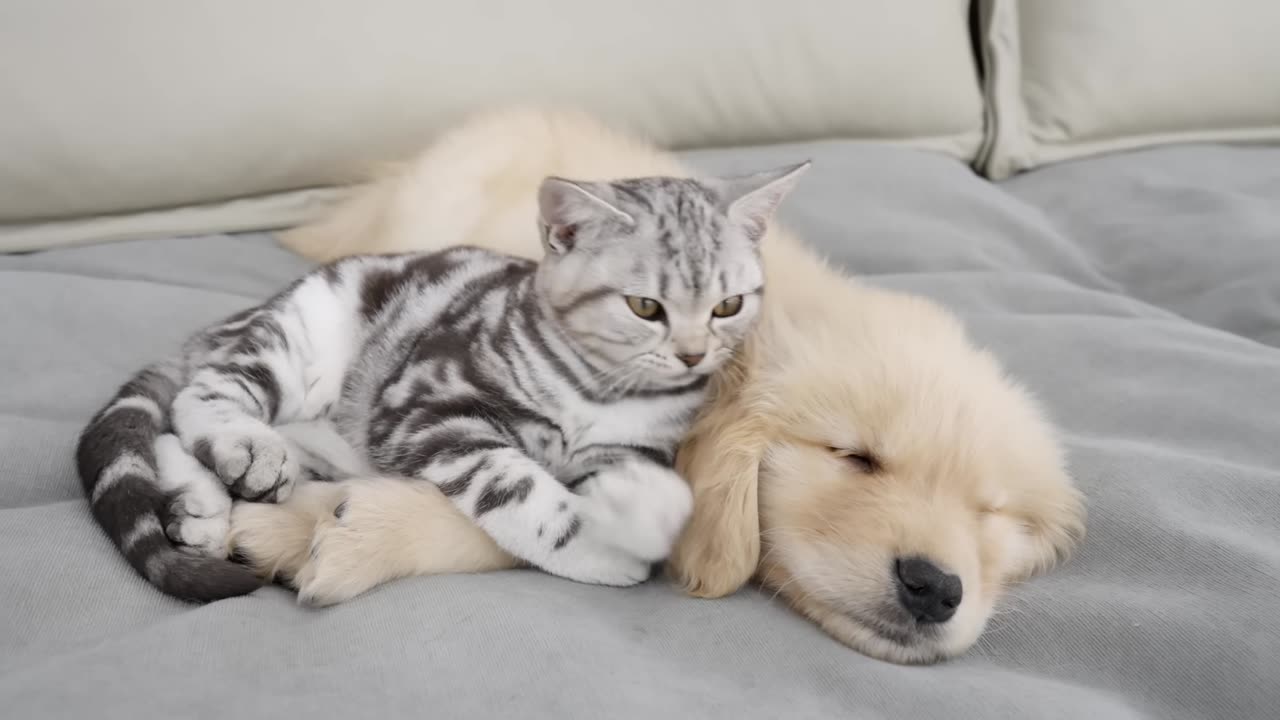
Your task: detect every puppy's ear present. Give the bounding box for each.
[1017,470,1086,578]
[998,411,1086,579]
[668,372,769,598]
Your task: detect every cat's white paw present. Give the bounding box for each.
[539,538,653,587]
[190,422,297,502]
[581,465,693,563]
[167,513,231,557]
[165,490,232,557]
[174,477,232,519]
[153,433,234,556]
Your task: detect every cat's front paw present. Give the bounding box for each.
[581,465,693,563]
[190,422,297,502]
[539,539,653,588]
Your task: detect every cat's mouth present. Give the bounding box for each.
[670,353,725,377]
[669,368,715,384]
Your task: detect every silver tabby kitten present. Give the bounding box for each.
[76,164,807,601]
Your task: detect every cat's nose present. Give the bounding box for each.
[676,353,705,368]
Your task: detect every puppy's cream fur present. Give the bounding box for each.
[232,478,515,606]
[231,108,1084,663]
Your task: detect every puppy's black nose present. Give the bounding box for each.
[895,557,962,624]
[676,353,704,368]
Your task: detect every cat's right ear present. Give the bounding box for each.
[537,177,634,254]
[719,161,810,244]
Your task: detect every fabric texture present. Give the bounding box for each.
[0,0,982,252]
[3,142,1280,719]
[979,0,1280,178]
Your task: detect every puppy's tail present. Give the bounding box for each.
[278,106,683,263]
[278,170,408,262]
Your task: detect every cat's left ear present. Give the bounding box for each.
[538,177,635,254]
[718,161,811,243]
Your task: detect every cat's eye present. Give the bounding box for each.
[829,446,880,474]
[625,296,664,320]
[711,295,744,318]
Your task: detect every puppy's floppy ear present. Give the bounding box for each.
[668,370,770,598]
[996,403,1087,579]
[1016,468,1086,578]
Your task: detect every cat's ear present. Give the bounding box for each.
[537,177,634,254]
[718,161,811,243]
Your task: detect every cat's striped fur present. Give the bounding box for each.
[77,167,806,601]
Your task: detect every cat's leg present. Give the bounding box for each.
[411,440,652,587]
[289,453,694,604]
[240,414,650,593]
[152,433,233,557]
[172,270,364,503]
[172,358,308,504]
[232,447,672,600]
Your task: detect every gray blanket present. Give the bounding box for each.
[3,142,1278,719]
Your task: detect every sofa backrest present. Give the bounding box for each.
[2,1,1278,252]
[0,0,983,252]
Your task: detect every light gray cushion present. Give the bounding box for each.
[3,141,1279,719]
[979,0,1280,178]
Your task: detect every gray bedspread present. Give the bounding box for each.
[3,142,1278,720]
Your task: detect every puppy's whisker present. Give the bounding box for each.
[766,575,805,604]
[758,543,786,570]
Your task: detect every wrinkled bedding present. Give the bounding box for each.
[2,143,1278,719]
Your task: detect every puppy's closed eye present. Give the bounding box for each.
[828,447,881,474]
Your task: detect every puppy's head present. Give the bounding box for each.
[670,283,1084,664]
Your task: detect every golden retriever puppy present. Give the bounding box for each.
[230,108,1084,664]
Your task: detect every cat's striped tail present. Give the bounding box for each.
[76,360,262,602]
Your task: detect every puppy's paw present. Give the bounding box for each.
[292,478,521,605]
[581,466,692,563]
[227,480,342,581]
[190,422,298,502]
[293,503,389,607]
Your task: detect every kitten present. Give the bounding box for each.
[75,164,807,601]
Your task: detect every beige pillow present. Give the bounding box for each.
[0,0,982,252]
[979,0,1280,179]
